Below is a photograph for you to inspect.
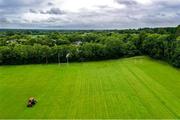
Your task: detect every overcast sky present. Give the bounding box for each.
[0,0,180,29]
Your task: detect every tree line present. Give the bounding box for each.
[0,25,180,67]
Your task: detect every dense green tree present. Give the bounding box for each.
[79,43,106,61]
[125,34,141,56]
[0,46,14,64]
[175,25,180,37]
[82,33,98,42]
[13,44,29,64]
[0,25,180,67]
[142,34,164,59]
[172,47,180,67]
[138,31,147,52]
[104,37,126,58]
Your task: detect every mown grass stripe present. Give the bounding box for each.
[127,64,180,118]
[0,56,179,119]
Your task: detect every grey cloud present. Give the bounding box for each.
[32,2,180,29]
[0,17,10,24]
[158,13,166,17]
[41,17,69,24]
[40,8,65,15]
[36,17,61,23]
[115,0,137,6]
[39,10,46,14]
[0,0,180,29]
[30,7,65,15]
[29,9,37,13]
[47,2,54,6]
[97,5,109,9]
[176,13,180,16]
[0,0,45,8]
[46,8,64,15]
[0,0,48,16]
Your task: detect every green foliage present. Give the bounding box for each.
[142,34,164,59]
[0,25,180,67]
[125,34,140,56]
[172,47,180,67]
[105,37,125,58]
[176,25,180,37]
[79,43,106,61]
[177,36,180,41]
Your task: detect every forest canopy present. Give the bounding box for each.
[0,25,180,67]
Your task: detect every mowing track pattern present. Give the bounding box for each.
[0,56,179,119]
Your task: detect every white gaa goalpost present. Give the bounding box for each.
[66,53,70,64]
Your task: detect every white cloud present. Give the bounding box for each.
[22,13,50,23]
[52,0,124,12]
[0,0,180,29]
[135,0,152,5]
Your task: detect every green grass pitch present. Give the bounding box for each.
[0,56,180,119]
